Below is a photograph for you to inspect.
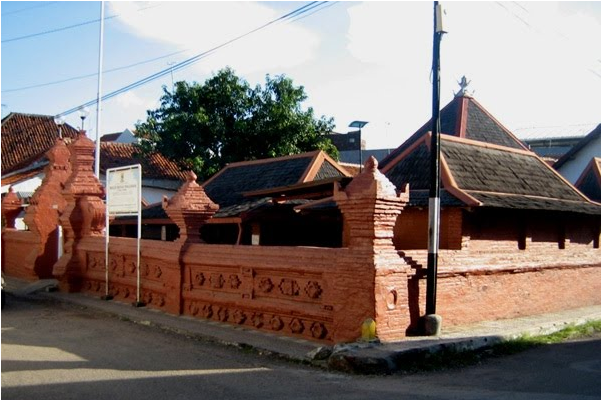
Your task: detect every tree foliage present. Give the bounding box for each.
[135,68,337,181]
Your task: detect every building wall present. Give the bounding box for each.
[556,136,601,183]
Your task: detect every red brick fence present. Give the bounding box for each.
[2,133,600,343]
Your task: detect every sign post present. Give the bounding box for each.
[105,164,143,306]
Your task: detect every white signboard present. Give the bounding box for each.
[105,164,143,305]
[107,165,141,216]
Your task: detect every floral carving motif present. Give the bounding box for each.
[154,265,162,278]
[202,304,213,318]
[279,279,300,296]
[310,322,327,339]
[195,272,205,286]
[232,309,246,325]
[258,278,273,293]
[252,313,264,328]
[189,302,199,316]
[304,281,323,299]
[289,318,304,334]
[217,307,229,322]
[270,316,284,331]
[229,274,242,289]
[210,273,225,289]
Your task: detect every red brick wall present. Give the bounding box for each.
[71,236,409,343]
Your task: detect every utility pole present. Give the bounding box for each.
[95,1,105,179]
[424,1,446,335]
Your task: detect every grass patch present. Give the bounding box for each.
[397,320,601,374]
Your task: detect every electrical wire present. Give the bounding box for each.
[58,1,332,117]
[3,2,334,139]
[1,2,58,16]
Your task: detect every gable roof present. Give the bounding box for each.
[382,134,599,215]
[1,112,80,174]
[100,142,187,182]
[574,157,601,203]
[553,124,601,170]
[202,150,350,208]
[380,94,528,169]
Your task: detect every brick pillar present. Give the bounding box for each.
[163,171,218,243]
[53,132,106,292]
[21,138,72,278]
[334,156,411,342]
[1,187,22,229]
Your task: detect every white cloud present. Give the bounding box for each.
[109,2,320,75]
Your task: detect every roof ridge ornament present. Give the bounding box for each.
[454,75,474,98]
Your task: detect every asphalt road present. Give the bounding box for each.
[2,296,600,400]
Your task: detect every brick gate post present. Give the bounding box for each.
[53,132,105,292]
[334,156,411,342]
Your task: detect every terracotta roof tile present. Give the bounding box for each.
[100,142,187,181]
[1,112,79,174]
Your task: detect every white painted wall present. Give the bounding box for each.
[556,136,601,184]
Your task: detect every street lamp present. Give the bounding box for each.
[78,106,90,131]
[54,115,65,139]
[349,120,368,172]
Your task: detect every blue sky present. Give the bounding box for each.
[1,1,600,150]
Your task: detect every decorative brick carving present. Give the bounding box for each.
[1,188,22,229]
[163,171,219,242]
[270,316,284,331]
[310,322,327,339]
[217,307,229,322]
[53,132,106,292]
[279,279,300,296]
[252,313,264,328]
[210,273,225,289]
[258,277,273,293]
[195,272,205,286]
[189,302,199,316]
[202,304,213,318]
[229,274,242,289]
[304,281,323,299]
[289,318,304,334]
[233,309,246,325]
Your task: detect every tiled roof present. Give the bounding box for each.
[554,124,601,170]
[203,150,350,208]
[100,142,187,182]
[100,132,122,142]
[1,112,79,174]
[382,134,599,214]
[575,158,601,203]
[379,95,527,169]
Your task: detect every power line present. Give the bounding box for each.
[58,1,333,117]
[1,3,161,44]
[2,15,118,44]
[1,2,58,16]
[5,2,334,139]
[2,50,187,93]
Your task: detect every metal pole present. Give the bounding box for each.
[95,1,105,178]
[426,1,444,316]
[359,128,363,172]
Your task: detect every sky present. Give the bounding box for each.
[1,1,600,151]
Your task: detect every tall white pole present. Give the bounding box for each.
[95,1,105,178]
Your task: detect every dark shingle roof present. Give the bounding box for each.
[380,95,527,169]
[383,135,599,214]
[202,151,349,208]
[1,112,79,174]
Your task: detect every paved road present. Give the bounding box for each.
[2,296,600,400]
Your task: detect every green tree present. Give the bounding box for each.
[135,68,337,181]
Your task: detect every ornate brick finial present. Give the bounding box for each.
[163,170,219,242]
[334,156,408,249]
[1,187,23,229]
